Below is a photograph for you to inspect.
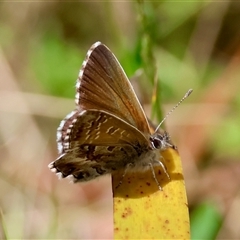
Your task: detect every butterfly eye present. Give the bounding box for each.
[150,135,163,149]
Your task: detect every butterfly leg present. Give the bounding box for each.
[148,162,162,191]
[115,163,133,189]
[156,157,171,180]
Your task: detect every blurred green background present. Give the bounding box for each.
[1,1,240,239]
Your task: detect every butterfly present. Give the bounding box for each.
[48,41,192,190]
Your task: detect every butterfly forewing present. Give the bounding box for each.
[51,110,151,182]
[76,42,151,135]
[69,110,149,146]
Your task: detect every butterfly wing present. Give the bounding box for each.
[56,110,79,154]
[75,42,151,135]
[49,110,151,182]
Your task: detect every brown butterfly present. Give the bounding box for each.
[48,42,192,190]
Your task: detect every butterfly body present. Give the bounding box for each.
[49,42,174,187]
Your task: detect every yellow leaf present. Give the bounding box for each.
[112,147,190,239]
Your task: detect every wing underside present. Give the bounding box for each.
[50,110,150,181]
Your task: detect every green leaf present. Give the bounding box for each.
[190,202,222,239]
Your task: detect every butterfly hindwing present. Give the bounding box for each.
[56,110,79,154]
[50,110,151,182]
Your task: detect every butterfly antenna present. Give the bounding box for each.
[154,89,193,133]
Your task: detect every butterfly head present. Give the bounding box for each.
[149,89,193,151]
[150,131,175,151]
